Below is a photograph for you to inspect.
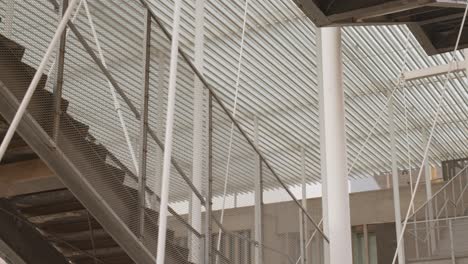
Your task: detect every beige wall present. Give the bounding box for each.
[170,182,446,263]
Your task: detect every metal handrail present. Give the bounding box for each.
[137,0,328,243]
[409,164,468,220]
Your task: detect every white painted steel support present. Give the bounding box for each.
[82,0,139,174]
[422,131,436,253]
[0,0,80,162]
[317,27,352,264]
[189,0,205,262]
[137,8,151,240]
[387,93,406,264]
[363,224,369,264]
[403,60,467,81]
[299,147,307,264]
[253,116,263,264]
[156,0,182,263]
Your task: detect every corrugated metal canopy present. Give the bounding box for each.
[0,0,466,201]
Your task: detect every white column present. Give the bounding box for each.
[253,116,263,264]
[317,27,353,264]
[156,0,182,262]
[189,0,205,263]
[387,94,406,263]
[300,147,307,264]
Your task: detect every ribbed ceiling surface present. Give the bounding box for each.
[0,0,466,201]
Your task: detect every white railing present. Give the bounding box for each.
[405,160,468,262]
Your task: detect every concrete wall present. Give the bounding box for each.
[170,182,447,263]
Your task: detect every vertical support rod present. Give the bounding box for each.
[0,0,80,162]
[52,0,68,142]
[387,93,406,263]
[190,0,205,262]
[137,8,151,240]
[205,93,213,264]
[155,0,182,262]
[82,0,139,173]
[363,224,369,264]
[317,27,352,264]
[422,131,436,252]
[253,116,263,264]
[460,170,465,214]
[449,219,455,264]
[299,147,307,264]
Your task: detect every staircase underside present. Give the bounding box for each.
[0,80,154,264]
[292,0,468,55]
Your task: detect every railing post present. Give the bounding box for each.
[425,207,431,257]
[52,0,68,142]
[253,116,263,264]
[422,131,436,253]
[414,220,420,259]
[137,7,151,240]
[445,189,449,219]
[449,219,455,264]
[299,146,307,264]
[435,196,440,241]
[205,92,213,264]
[459,174,464,215]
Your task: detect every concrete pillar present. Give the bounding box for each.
[317,27,353,264]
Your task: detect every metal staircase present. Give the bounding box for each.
[0,34,192,264]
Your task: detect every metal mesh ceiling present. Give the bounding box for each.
[0,0,466,201]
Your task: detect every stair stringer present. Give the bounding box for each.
[0,80,154,264]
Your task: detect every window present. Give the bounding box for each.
[352,226,378,264]
[212,229,252,264]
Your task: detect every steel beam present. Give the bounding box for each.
[0,199,68,264]
[403,60,467,81]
